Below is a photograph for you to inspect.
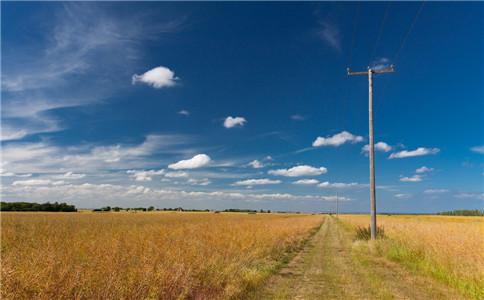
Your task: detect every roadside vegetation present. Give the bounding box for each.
[340,214,484,299]
[1,211,323,299]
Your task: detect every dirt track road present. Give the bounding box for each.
[253,216,466,299]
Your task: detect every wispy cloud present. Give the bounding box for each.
[293,179,319,185]
[2,3,186,140]
[132,66,179,89]
[290,114,306,121]
[178,110,190,116]
[127,169,164,181]
[313,131,363,147]
[423,189,449,194]
[471,145,484,154]
[371,57,391,71]
[399,175,422,182]
[389,147,440,159]
[454,193,484,200]
[268,165,327,177]
[223,116,246,128]
[316,22,341,51]
[394,193,412,199]
[317,182,365,188]
[233,179,282,186]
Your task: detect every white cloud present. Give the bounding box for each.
[293,179,319,185]
[317,182,364,188]
[168,154,211,170]
[127,169,164,181]
[423,189,449,194]
[454,193,484,200]
[178,110,189,116]
[317,22,341,51]
[1,129,28,142]
[389,147,440,159]
[291,115,306,121]
[54,172,85,179]
[399,175,422,182]
[248,160,264,169]
[0,169,32,177]
[313,131,363,147]
[132,66,179,89]
[187,178,211,186]
[12,179,67,186]
[2,4,186,140]
[416,166,434,173]
[371,57,391,71]
[471,145,484,154]
[233,179,282,186]
[12,179,52,186]
[394,193,412,199]
[164,171,189,178]
[223,116,246,128]
[362,142,392,152]
[268,165,327,177]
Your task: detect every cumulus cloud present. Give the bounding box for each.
[293,179,319,185]
[471,145,484,154]
[132,66,179,89]
[362,142,392,152]
[223,116,246,128]
[399,175,422,182]
[248,160,264,169]
[313,131,363,147]
[268,165,327,177]
[178,110,189,116]
[168,154,211,169]
[317,182,363,188]
[423,189,449,194]
[416,166,434,173]
[389,148,440,159]
[126,169,164,181]
[233,179,281,186]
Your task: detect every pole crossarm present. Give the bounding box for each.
[347,65,394,76]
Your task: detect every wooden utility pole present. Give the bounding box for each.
[347,65,394,239]
[336,190,339,219]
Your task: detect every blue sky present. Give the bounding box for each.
[1,2,483,213]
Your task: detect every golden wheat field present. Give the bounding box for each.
[1,211,323,299]
[339,214,484,298]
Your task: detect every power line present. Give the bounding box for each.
[342,1,361,131]
[393,1,426,64]
[369,1,392,65]
[376,1,425,118]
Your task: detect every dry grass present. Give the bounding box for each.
[340,214,484,298]
[1,211,323,299]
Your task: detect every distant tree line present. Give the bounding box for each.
[1,201,77,212]
[223,208,271,213]
[437,209,483,216]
